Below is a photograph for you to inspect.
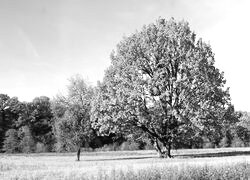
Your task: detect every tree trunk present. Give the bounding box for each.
[152,138,173,158]
[166,143,172,158]
[153,139,164,158]
[0,110,5,150]
[161,141,172,158]
[77,147,81,161]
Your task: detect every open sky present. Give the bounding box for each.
[0,0,249,111]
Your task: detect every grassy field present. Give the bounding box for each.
[1,147,250,179]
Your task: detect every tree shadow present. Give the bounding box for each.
[85,156,155,161]
[175,150,250,158]
[82,150,250,161]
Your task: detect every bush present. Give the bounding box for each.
[35,143,47,153]
[54,138,77,152]
[95,143,120,151]
[19,126,35,153]
[203,142,214,149]
[231,136,245,147]
[144,143,155,150]
[119,141,140,151]
[2,129,19,153]
[219,136,230,148]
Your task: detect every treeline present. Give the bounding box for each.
[0,76,122,153]
[0,95,53,153]
[0,75,250,153]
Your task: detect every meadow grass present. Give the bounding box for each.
[1,148,250,179]
[94,162,250,180]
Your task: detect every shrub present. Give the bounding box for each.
[144,142,155,150]
[95,143,120,151]
[2,129,19,153]
[219,136,230,148]
[119,141,140,151]
[19,126,35,153]
[54,138,77,152]
[203,142,214,149]
[231,136,245,147]
[35,142,47,153]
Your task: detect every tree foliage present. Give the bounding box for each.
[1,95,54,153]
[52,75,95,151]
[91,18,233,157]
[2,129,19,153]
[19,126,35,153]
[0,94,24,150]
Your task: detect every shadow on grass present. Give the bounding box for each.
[85,156,155,161]
[84,150,250,161]
[175,150,250,159]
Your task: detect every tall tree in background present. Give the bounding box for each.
[0,94,10,150]
[52,75,94,152]
[91,18,233,158]
[0,94,24,150]
[29,96,54,149]
[15,96,54,152]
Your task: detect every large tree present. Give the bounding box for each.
[91,18,233,157]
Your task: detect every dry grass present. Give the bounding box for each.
[1,148,250,179]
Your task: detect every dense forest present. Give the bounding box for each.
[1,18,250,155]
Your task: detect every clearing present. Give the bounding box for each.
[1,147,250,179]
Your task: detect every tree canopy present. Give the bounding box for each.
[91,18,233,157]
[52,75,95,151]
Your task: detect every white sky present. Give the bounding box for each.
[0,0,249,111]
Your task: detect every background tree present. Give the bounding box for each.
[0,94,24,150]
[4,96,55,152]
[2,129,19,153]
[30,96,54,151]
[16,96,54,152]
[91,18,233,158]
[0,94,10,150]
[52,75,95,152]
[232,111,250,146]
